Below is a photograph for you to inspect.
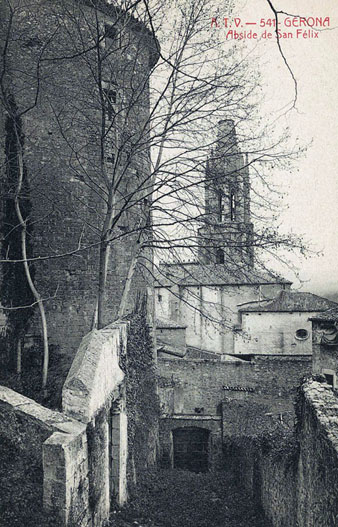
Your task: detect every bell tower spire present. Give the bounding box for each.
[198,120,254,267]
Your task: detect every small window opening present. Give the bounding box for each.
[230,191,236,221]
[216,248,224,264]
[325,374,334,387]
[217,191,223,221]
[103,88,117,120]
[104,24,117,40]
[295,329,309,340]
[106,152,115,165]
[158,294,162,302]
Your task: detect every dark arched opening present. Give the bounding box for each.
[173,427,210,472]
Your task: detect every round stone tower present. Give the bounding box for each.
[0,0,159,356]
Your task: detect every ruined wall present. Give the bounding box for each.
[312,320,338,387]
[0,0,157,357]
[158,355,310,476]
[222,398,298,527]
[0,321,128,527]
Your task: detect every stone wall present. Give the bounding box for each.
[0,321,128,526]
[0,385,88,527]
[158,355,310,476]
[0,0,157,357]
[296,380,338,526]
[223,380,338,527]
[158,355,311,417]
[222,398,298,527]
[312,319,338,387]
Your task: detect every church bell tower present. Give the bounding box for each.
[198,120,254,267]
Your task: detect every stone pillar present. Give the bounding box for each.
[87,412,110,527]
[111,410,128,506]
[43,429,90,527]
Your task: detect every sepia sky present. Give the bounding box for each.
[232,0,338,295]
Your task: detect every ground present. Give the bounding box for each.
[110,469,270,527]
[0,462,269,526]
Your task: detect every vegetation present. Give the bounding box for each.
[0,97,35,376]
[123,300,161,485]
[109,468,270,527]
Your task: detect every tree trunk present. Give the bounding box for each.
[97,237,111,329]
[117,250,141,319]
[13,125,49,389]
[16,337,22,377]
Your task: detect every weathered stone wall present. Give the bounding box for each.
[62,321,128,524]
[0,0,156,357]
[296,381,338,526]
[157,325,186,351]
[223,380,338,527]
[226,439,297,527]
[158,355,311,417]
[0,385,88,527]
[0,321,128,526]
[158,355,310,476]
[222,398,297,527]
[312,319,338,387]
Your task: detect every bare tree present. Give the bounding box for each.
[0,0,306,385]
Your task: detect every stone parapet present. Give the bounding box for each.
[0,320,129,526]
[62,322,127,423]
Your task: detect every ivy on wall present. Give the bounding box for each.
[122,297,160,485]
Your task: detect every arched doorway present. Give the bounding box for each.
[172,427,209,472]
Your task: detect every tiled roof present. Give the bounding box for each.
[239,291,338,313]
[309,306,338,322]
[154,263,291,288]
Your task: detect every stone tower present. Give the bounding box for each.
[0,0,158,357]
[198,120,254,267]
